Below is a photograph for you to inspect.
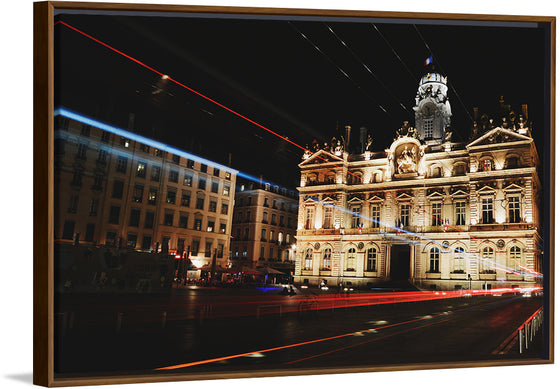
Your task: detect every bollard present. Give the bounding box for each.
[162,311,167,329]
[525,323,529,349]
[519,329,524,354]
[116,312,124,333]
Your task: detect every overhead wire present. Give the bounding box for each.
[288,21,392,120]
[325,23,409,113]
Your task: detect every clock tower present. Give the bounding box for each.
[413,71,452,145]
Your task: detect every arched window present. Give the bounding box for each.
[366,248,377,272]
[304,248,313,270]
[480,246,495,274]
[429,247,440,273]
[453,247,465,273]
[322,248,332,270]
[346,248,356,271]
[508,246,522,274]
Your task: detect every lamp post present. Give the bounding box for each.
[468,273,472,293]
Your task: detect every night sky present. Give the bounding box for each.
[54,10,550,189]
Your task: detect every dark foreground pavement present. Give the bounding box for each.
[54,290,546,379]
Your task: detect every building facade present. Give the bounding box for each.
[231,182,299,273]
[294,71,542,291]
[54,113,237,270]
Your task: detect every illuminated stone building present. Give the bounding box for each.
[294,71,542,291]
[231,182,299,273]
[54,111,237,269]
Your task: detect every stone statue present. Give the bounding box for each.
[365,134,373,151]
[396,145,418,174]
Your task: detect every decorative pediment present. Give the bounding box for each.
[451,188,469,197]
[476,184,497,193]
[396,192,413,201]
[466,127,532,148]
[368,193,385,202]
[321,194,338,202]
[426,190,445,199]
[347,194,365,203]
[300,149,344,166]
[303,195,320,204]
[503,182,524,192]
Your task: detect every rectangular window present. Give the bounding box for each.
[194,218,202,231]
[101,131,110,143]
[163,212,174,226]
[205,240,212,257]
[211,181,219,193]
[92,174,103,190]
[147,187,158,205]
[116,156,127,173]
[187,159,194,169]
[222,184,230,196]
[129,208,140,227]
[196,196,204,210]
[81,124,91,137]
[191,240,199,256]
[183,173,193,187]
[424,119,434,139]
[217,243,224,258]
[225,172,231,180]
[76,143,87,160]
[262,211,268,223]
[179,215,189,228]
[142,235,152,250]
[305,208,314,229]
[351,206,361,228]
[68,194,79,214]
[120,137,130,148]
[207,220,215,232]
[482,197,494,224]
[271,214,277,225]
[198,177,207,190]
[62,220,75,240]
[154,148,163,157]
[172,154,180,164]
[139,144,150,153]
[323,206,333,229]
[200,164,207,173]
[400,204,410,227]
[431,203,442,226]
[219,222,226,234]
[455,201,466,225]
[169,169,179,183]
[166,188,176,204]
[209,200,217,212]
[144,211,154,229]
[126,233,137,249]
[85,223,95,242]
[136,162,147,178]
[181,191,191,207]
[97,149,107,164]
[371,205,380,227]
[71,169,82,187]
[89,198,99,216]
[105,231,117,247]
[261,229,266,241]
[132,184,144,203]
[213,168,220,177]
[221,203,229,215]
[151,166,161,182]
[508,196,521,223]
[111,180,124,199]
[108,205,120,224]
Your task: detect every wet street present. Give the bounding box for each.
[54,287,545,379]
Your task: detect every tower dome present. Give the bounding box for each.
[413,71,452,145]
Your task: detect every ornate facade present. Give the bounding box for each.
[294,71,542,291]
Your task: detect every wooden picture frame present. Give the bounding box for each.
[34,1,555,387]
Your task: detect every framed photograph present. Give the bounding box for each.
[34,1,555,387]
